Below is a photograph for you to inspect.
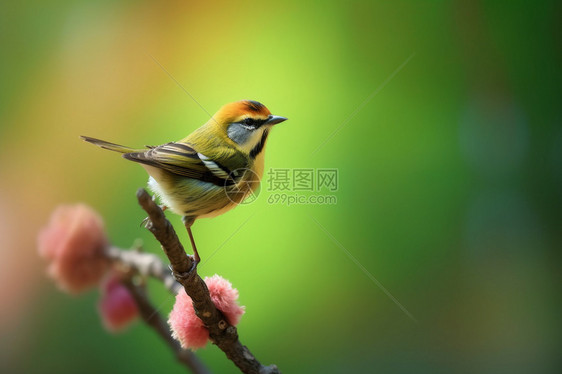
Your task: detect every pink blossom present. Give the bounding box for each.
[98,273,138,332]
[168,275,245,349]
[38,204,110,294]
[205,275,245,325]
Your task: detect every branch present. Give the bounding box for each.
[106,246,182,294]
[105,247,206,373]
[121,279,210,374]
[136,188,281,374]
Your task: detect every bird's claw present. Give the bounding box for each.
[168,258,198,282]
[190,254,200,268]
[140,205,167,228]
[140,216,151,228]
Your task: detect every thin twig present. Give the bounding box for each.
[121,279,210,374]
[136,188,280,374]
[106,246,182,294]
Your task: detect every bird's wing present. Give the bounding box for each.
[123,142,248,186]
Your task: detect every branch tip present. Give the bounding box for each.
[136,188,149,202]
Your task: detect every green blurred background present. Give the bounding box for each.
[1,1,561,373]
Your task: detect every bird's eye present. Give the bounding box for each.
[241,118,256,130]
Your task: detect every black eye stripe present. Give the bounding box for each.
[239,117,268,130]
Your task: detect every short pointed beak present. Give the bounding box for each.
[265,115,288,125]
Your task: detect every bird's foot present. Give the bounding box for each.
[140,216,151,228]
[169,258,198,283]
[140,205,168,227]
[189,253,200,268]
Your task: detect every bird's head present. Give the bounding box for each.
[210,100,287,155]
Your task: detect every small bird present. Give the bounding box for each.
[82,100,287,264]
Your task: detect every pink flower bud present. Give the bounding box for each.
[168,275,245,350]
[98,274,138,332]
[38,204,110,294]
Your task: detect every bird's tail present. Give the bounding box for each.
[80,136,137,154]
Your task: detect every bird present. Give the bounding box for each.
[81,100,287,265]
